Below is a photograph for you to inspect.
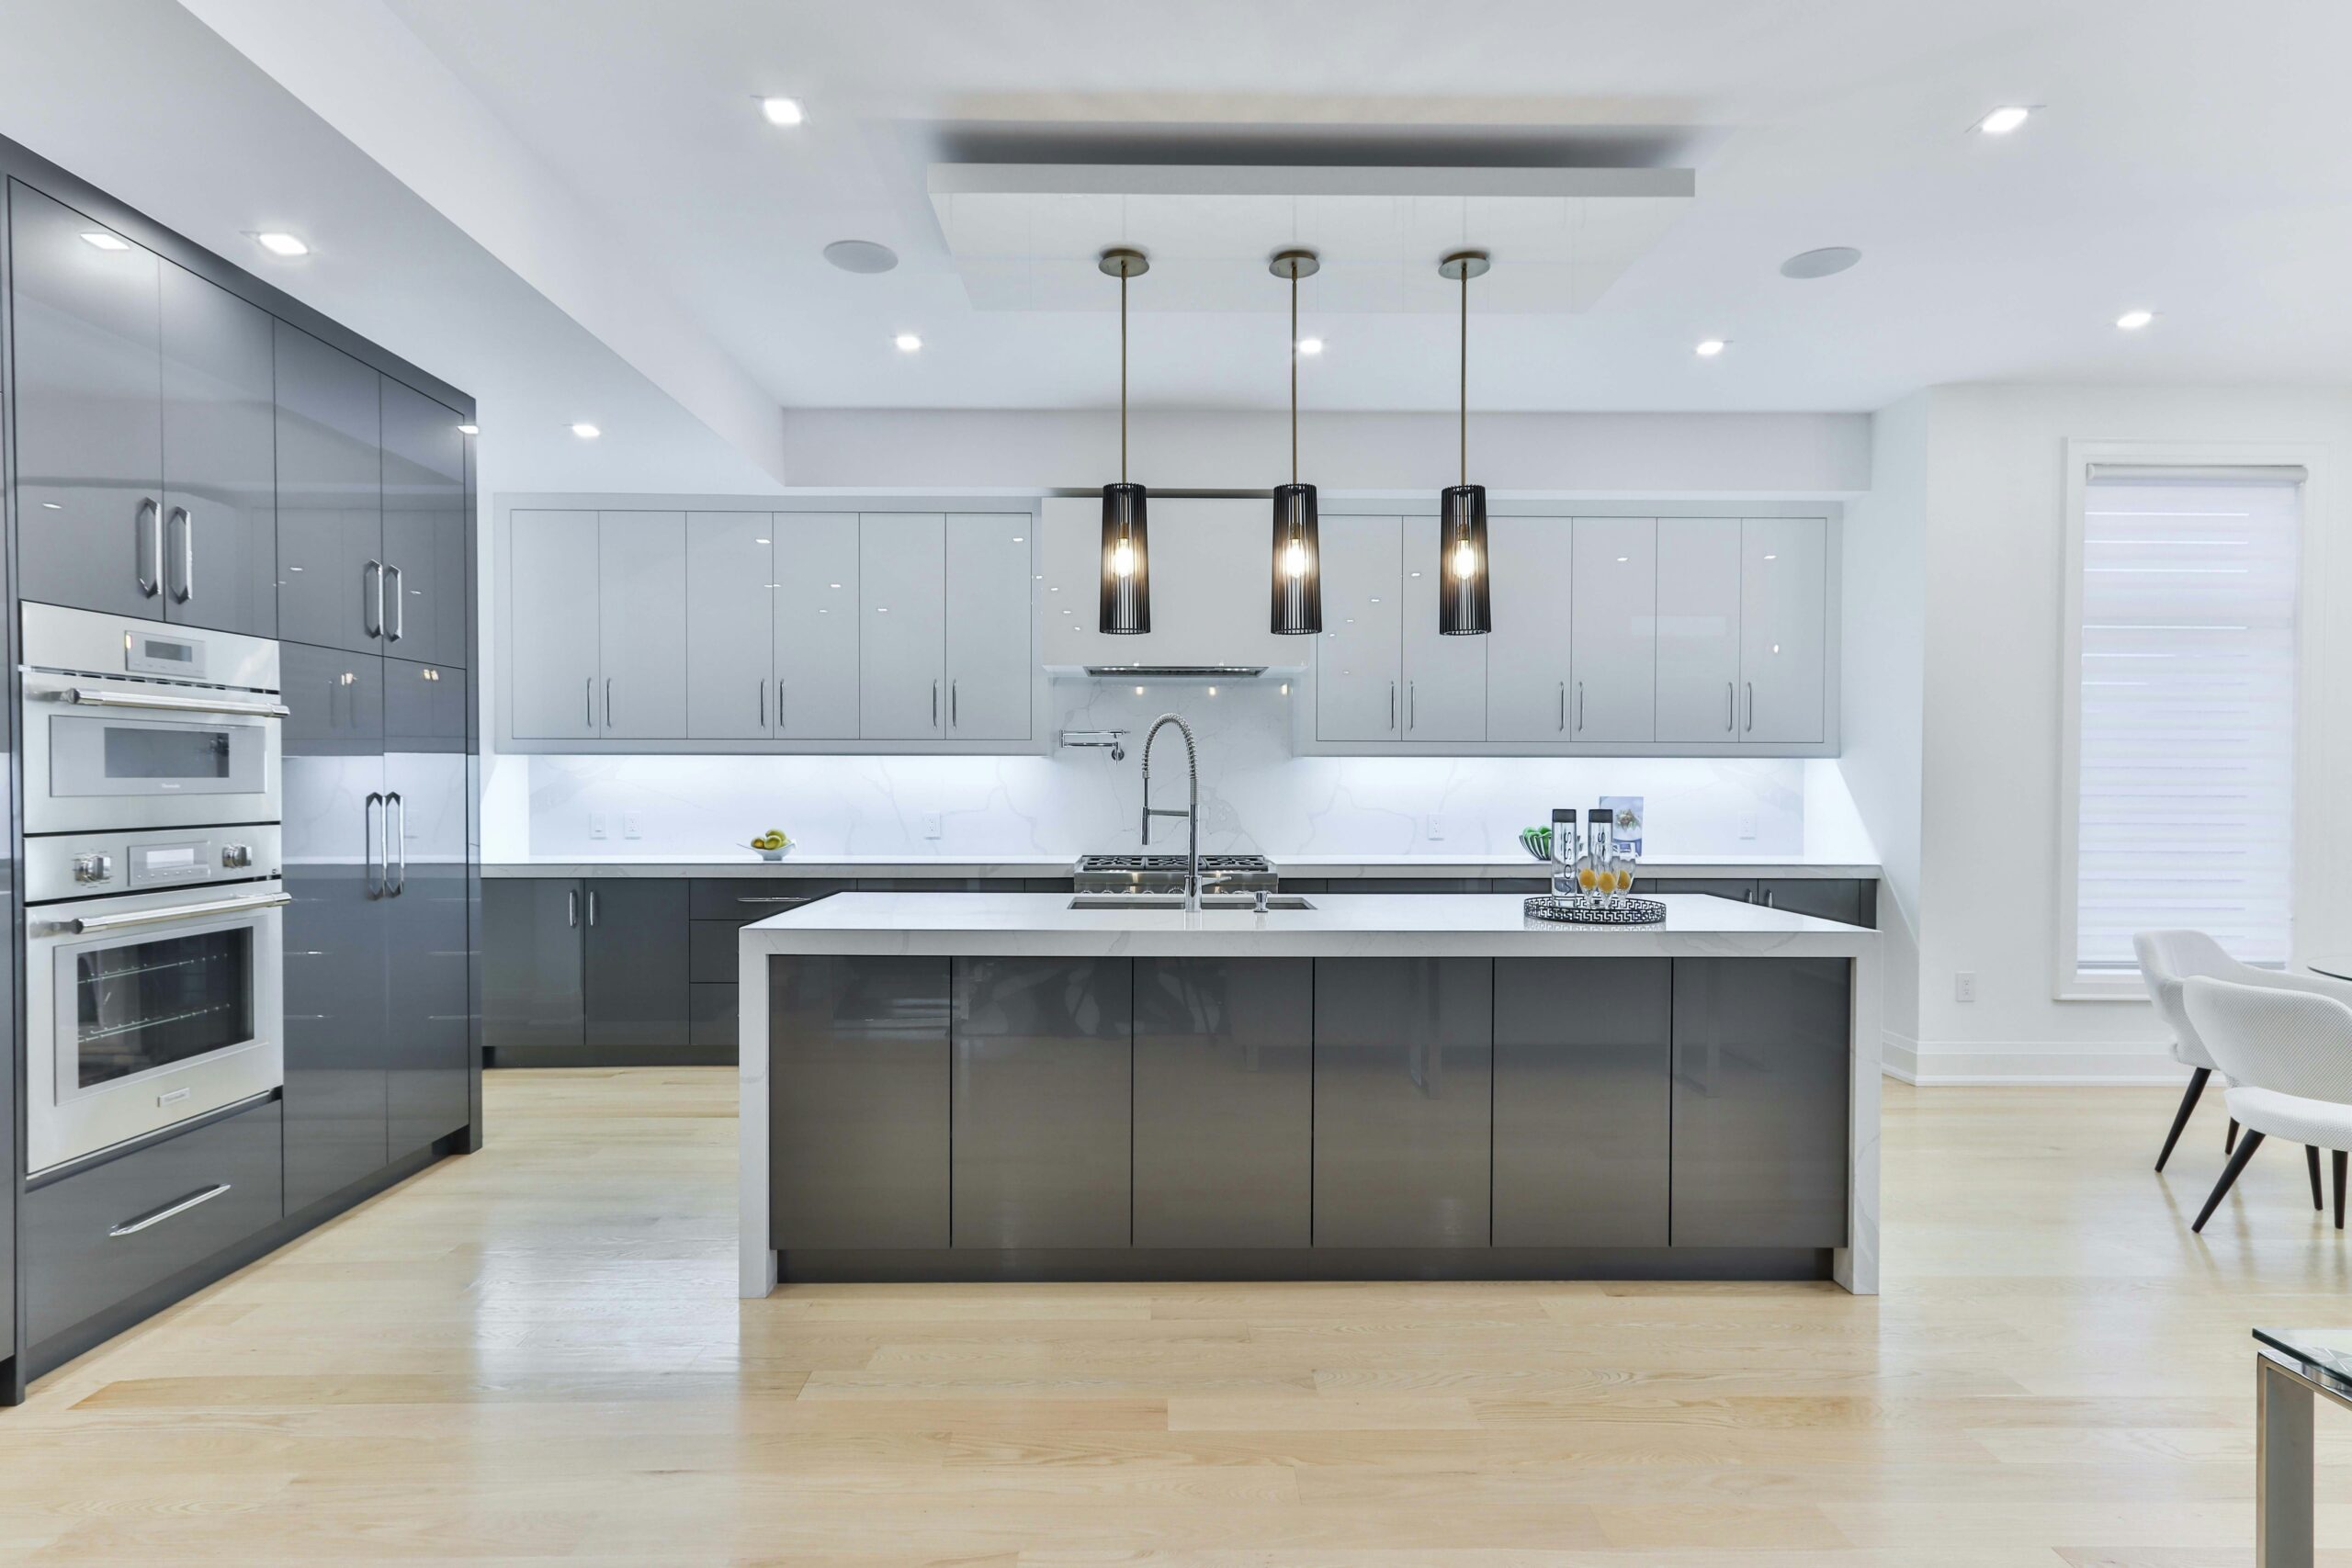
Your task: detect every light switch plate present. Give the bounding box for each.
[1955,971,1977,1003]
[1738,813,1758,840]
[588,813,608,840]
[922,812,944,840]
[1424,815,1444,841]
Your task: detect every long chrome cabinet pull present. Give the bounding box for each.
[736,896,812,907]
[586,888,599,927]
[1725,681,1736,731]
[364,791,385,899]
[567,887,579,928]
[363,560,384,638]
[1557,682,1566,732]
[605,678,614,730]
[757,680,765,730]
[951,681,958,728]
[62,891,290,936]
[931,680,939,728]
[387,792,407,896]
[135,498,161,597]
[1409,682,1417,731]
[777,682,786,732]
[168,506,193,603]
[1744,682,1755,733]
[61,688,289,719]
[584,677,594,728]
[1388,681,1396,731]
[384,564,403,641]
[110,1183,231,1237]
[1576,682,1586,732]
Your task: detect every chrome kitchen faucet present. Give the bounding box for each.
[1138,713,1204,911]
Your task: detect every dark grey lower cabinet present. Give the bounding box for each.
[1758,878,1876,928]
[770,956,950,1250]
[1671,958,1851,1247]
[688,983,739,1050]
[1133,958,1312,1248]
[384,656,471,1156]
[582,880,689,1055]
[952,956,1132,1249]
[481,878,584,1057]
[1493,958,1671,1247]
[483,877,698,1065]
[1312,957,1492,1248]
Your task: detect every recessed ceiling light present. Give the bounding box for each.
[760,96,804,127]
[823,239,898,275]
[1694,338,1727,357]
[1296,336,1324,355]
[254,231,311,257]
[457,423,479,435]
[893,333,922,353]
[2115,309,2154,331]
[570,422,601,439]
[1974,106,2032,135]
[1781,246,1861,280]
[80,231,131,252]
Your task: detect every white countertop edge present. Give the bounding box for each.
[485,855,1882,880]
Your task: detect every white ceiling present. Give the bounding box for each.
[367,0,2352,414]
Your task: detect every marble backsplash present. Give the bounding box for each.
[506,681,1841,863]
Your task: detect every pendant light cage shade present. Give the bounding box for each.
[1439,483,1491,636]
[1270,482,1322,634]
[1100,482,1150,634]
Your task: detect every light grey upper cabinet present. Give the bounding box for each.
[595,511,686,740]
[1740,517,1828,745]
[379,377,469,667]
[508,509,601,739]
[1568,516,1657,744]
[1654,518,1742,743]
[858,512,948,739]
[773,512,861,740]
[1401,513,1487,742]
[1485,516,1575,743]
[685,512,775,739]
[1317,514,1403,740]
[944,513,1032,741]
[276,322,385,654]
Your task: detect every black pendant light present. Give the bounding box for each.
[1437,249,1492,637]
[1099,246,1150,635]
[1269,248,1322,635]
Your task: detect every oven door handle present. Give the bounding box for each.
[61,891,291,936]
[59,688,290,719]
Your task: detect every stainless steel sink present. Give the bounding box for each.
[1067,894,1316,911]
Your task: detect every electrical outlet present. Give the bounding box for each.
[1424,814,1444,841]
[922,812,944,840]
[622,812,642,840]
[1738,813,1758,840]
[1954,971,1977,1003]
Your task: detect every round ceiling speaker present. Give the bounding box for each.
[1781,246,1861,280]
[823,239,899,275]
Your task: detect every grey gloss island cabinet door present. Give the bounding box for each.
[773,512,861,740]
[508,511,600,739]
[1133,958,1312,1248]
[1670,957,1850,1247]
[1493,958,1671,1247]
[379,378,469,667]
[1312,957,1493,1248]
[944,513,1032,741]
[769,956,951,1250]
[685,512,774,739]
[384,657,471,1156]
[953,956,1133,1249]
[859,512,948,739]
[481,877,585,1055]
[276,323,386,655]
[1317,515,1403,740]
[595,511,687,740]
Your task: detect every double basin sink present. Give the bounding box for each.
[1067,894,1317,911]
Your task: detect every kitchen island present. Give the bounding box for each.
[740,893,1879,1297]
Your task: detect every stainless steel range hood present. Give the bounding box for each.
[1041,497,1310,678]
[1079,663,1268,681]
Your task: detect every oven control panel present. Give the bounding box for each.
[26,824,282,904]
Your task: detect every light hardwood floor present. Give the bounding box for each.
[3,1068,2349,1565]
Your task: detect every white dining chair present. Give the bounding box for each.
[2178,976,2352,1233]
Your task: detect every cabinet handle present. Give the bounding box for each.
[1409,681,1418,731]
[1762,886,1776,908]
[387,791,407,897]
[1388,681,1396,731]
[951,680,959,728]
[932,680,940,728]
[110,1182,231,1238]
[135,498,161,597]
[736,896,814,907]
[1577,681,1586,733]
[584,677,594,728]
[757,679,765,730]
[1557,682,1566,732]
[777,682,786,732]
[567,887,579,928]
[384,563,403,641]
[1744,682,1755,733]
[1725,681,1736,732]
[587,888,599,927]
[605,678,614,730]
[364,791,385,900]
[167,505,194,604]
[363,559,384,638]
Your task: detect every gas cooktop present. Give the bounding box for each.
[1072,853,1278,894]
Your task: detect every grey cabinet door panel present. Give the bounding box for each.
[595,512,687,739]
[385,657,470,1156]
[1312,957,1492,1248]
[943,513,1032,740]
[275,322,384,654]
[1757,878,1875,929]
[278,642,389,1213]
[773,513,862,739]
[685,512,775,739]
[1316,514,1402,740]
[159,263,277,637]
[770,955,950,1249]
[22,1099,284,1349]
[1133,958,1311,1248]
[952,956,1132,1249]
[482,878,583,1053]
[508,510,600,739]
[858,513,947,739]
[1634,877,1756,904]
[8,181,164,617]
[1401,514,1487,741]
[582,879,689,1051]
[688,919,745,984]
[1671,958,1851,1247]
[688,983,740,1050]
[1494,958,1671,1247]
[379,378,469,666]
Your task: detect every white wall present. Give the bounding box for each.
[1908,384,2352,1083]
[779,409,1871,498]
[1836,391,1928,1077]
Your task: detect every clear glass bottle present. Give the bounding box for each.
[1550,811,1578,897]
[1579,808,1612,902]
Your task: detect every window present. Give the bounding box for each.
[2065,464,2301,985]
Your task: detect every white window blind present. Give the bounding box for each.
[2075,468,2300,973]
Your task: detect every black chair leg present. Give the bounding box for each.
[2310,1145,2324,1210]
[2335,1150,2346,1232]
[2155,1067,2211,1172]
[2228,1118,2240,1153]
[2194,1130,2265,1233]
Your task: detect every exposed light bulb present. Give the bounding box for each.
[1451,539,1479,580]
[1283,539,1308,577]
[1110,541,1135,577]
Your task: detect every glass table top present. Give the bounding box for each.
[2256,1327,2352,1391]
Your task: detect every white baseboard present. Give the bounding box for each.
[1883,1033,2187,1087]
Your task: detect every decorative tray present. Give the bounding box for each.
[1523,895,1667,926]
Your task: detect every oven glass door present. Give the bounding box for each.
[47,710,268,800]
[69,924,257,1094]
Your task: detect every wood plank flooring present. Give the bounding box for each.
[4,1067,2349,1564]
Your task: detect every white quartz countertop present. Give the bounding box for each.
[737,891,1877,960]
[485,854,1881,880]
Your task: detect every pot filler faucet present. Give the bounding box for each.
[1138,712,1205,911]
